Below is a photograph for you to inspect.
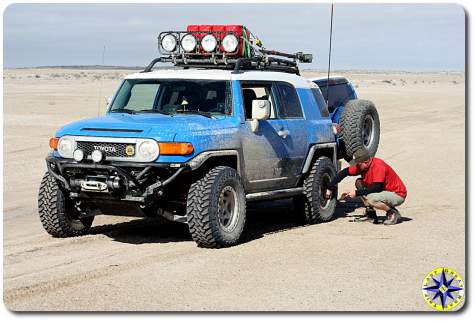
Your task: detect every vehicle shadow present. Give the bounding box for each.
[89,217,192,245]
[92,197,411,246]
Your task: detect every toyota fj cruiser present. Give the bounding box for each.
[38,25,380,247]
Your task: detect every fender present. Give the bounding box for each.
[187,150,240,173]
[301,142,337,174]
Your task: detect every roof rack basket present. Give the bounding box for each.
[142,27,313,75]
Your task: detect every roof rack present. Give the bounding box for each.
[142,52,310,75]
[142,25,313,75]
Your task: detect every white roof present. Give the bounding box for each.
[125,68,316,89]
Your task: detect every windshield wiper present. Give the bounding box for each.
[138,109,171,115]
[110,108,137,115]
[175,110,214,119]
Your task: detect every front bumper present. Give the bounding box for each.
[46,155,187,204]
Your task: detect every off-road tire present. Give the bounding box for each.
[186,166,246,248]
[38,172,94,237]
[339,99,380,161]
[295,157,337,224]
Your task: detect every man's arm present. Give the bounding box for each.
[355,182,384,196]
[329,168,350,189]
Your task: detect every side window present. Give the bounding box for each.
[311,87,330,117]
[275,82,303,118]
[125,83,160,110]
[241,83,277,120]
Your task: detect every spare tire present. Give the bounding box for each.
[339,99,380,161]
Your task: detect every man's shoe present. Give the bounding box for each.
[355,208,377,222]
[383,209,401,225]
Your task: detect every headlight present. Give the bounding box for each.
[57,137,74,158]
[161,34,177,52]
[137,141,159,161]
[181,34,197,52]
[201,34,217,52]
[222,34,239,53]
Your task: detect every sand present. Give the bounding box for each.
[2,68,465,311]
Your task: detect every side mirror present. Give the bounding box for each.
[251,100,271,133]
[252,100,271,120]
[105,97,112,106]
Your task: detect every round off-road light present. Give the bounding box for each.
[222,34,239,53]
[161,34,177,52]
[181,34,197,52]
[73,149,84,162]
[201,34,217,52]
[91,150,104,163]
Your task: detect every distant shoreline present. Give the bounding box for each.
[2,65,464,74]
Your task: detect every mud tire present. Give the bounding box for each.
[38,172,93,237]
[295,157,337,224]
[339,99,380,161]
[186,166,246,248]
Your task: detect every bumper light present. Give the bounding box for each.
[91,150,104,163]
[159,142,194,155]
[73,149,85,162]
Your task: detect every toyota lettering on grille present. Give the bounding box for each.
[93,145,117,153]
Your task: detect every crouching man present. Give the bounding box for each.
[326,148,407,225]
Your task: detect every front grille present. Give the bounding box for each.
[76,141,135,158]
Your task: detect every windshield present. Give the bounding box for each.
[109,79,232,116]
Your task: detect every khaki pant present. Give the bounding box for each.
[366,191,405,208]
[355,178,405,208]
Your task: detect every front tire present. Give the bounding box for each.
[295,157,337,224]
[38,172,94,237]
[186,166,246,248]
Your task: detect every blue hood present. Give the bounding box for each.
[55,113,239,141]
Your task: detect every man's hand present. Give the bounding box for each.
[340,191,356,200]
[325,189,333,199]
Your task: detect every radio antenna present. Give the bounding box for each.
[97,44,106,116]
[326,4,334,105]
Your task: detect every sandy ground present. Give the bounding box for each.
[2,68,465,311]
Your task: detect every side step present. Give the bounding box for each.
[246,187,304,202]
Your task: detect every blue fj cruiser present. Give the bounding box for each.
[38,26,379,247]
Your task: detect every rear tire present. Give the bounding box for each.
[186,166,246,248]
[295,157,337,224]
[38,172,93,237]
[339,99,380,161]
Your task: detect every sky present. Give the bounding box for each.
[3,3,465,71]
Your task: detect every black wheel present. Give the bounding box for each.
[295,157,337,224]
[38,172,93,237]
[339,99,380,161]
[186,166,246,248]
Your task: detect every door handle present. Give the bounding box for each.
[278,129,290,138]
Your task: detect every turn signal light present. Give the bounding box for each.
[49,137,59,149]
[159,142,194,155]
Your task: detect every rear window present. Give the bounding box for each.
[311,87,330,117]
[318,83,354,113]
[275,83,303,118]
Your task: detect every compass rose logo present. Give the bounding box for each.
[422,267,464,311]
